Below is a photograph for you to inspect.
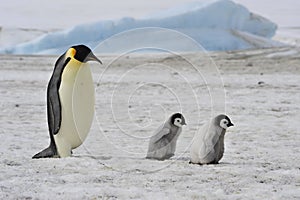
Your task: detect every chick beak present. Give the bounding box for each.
[228,122,234,127]
[85,52,102,64]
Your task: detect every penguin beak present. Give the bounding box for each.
[85,52,102,64]
[228,122,234,127]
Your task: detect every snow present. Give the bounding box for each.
[0,48,299,199]
[0,0,280,54]
[0,0,299,199]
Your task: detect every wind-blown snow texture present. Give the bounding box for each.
[0,0,279,54]
[0,47,299,199]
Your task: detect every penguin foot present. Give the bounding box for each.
[208,160,219,165]
[146,156,167,161]
[165,153,175,159]
[32,146,57,159]
[189,161,203,165]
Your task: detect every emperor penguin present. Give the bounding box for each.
[146,113,186,160]
[33,45,102,158]
[190,114,234,164]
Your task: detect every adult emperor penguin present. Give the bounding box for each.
[32,45,102,158]
[146,113,186,160]
[190,114,234,164]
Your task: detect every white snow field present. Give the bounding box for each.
[0,47,299,199]
[0,0,281,54]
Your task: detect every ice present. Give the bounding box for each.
[0,0,280,54]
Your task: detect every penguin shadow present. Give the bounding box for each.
[71,155,175,174]
[188,161,232,166]
[169,156,190,162]
[72,153,233,167]
[73,154,153,162]
[72,154,113,161]
[74,154,233,165]
[73,154,193,166]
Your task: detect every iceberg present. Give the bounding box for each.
[0,0,280,54]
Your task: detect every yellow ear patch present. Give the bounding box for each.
[66,48,76,58]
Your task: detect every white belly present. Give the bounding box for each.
[54,61,95,157]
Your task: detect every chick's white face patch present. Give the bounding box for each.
[174,118,183,127]
[220,119,229,129]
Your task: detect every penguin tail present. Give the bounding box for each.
[32,145,58,159]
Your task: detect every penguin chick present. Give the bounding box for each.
[190,114,233,165]
[33,45,102,159]
[146,113,186,160]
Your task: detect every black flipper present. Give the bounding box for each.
[47,55,70,136]
[32,54,71,159]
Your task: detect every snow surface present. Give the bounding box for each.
[0,0,299,199]
[0,0,280,54]
[0,48,299,199]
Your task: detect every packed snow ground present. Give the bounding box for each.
[0,0,281,54]
[0,47,299,199]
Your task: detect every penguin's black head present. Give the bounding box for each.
[216,114,234,129]
[67,45,102,64]
[171,113,187,128]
